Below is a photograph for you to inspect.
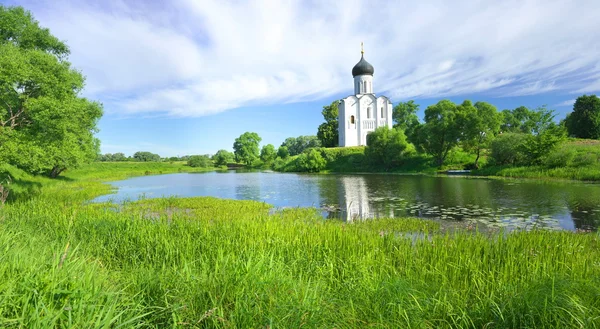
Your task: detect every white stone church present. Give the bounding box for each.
[338,46,393,147]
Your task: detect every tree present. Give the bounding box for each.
[212,149,234,167]
[277,146,289,159]
[500,109,521,133]
[280,135,321,156]
[365,127,415,169]
[112,152,126,161]
[187,155,211,168]
[392,100,420,142]
[260,144,276,163]
[460,101,500,168]
[0,6,102,178]
[316,101,339,147]
[233,132,261,165]
[521,107,566,164]
[565,95,600,139]
[133,151,161,162]
[415,100,463,167]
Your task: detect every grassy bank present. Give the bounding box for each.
[272,139,600,182]
[473,139,600,181]
[1,162,600,327]
[1,162,215,202]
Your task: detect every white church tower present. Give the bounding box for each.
[338,44,393,147]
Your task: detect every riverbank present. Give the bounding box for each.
[272,139,600,182]
[1,162,599,327]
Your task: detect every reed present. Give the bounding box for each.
[2,183,600,327]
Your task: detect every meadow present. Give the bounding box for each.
[1,163,600,328]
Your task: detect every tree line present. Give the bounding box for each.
[312,94,600,170]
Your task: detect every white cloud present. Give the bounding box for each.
[25,0,600,117]
[555,99,576,107]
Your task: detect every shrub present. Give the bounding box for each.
[187,155,212,168]
[544,146,576,168]
[277,146,290,159]
[296,149,327,172]
[365,127,415,169]
[572,153,598,167]
[489,133,528,165]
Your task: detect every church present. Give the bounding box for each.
[338,45,393,147]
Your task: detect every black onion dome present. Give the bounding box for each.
[352,54,374,77]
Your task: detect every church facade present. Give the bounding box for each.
[338,47,393,147]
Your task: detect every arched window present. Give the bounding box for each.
[364,81,367,93]
[367,107,371,119]
[350,115,355,124]
[381,107,384,118]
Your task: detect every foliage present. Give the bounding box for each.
[133,151,161,162]
[277,146,289,159]
[296,148,326,172]
[0,5,102,178]
[97,152,127,162]
[187,155,212,168]
[233,132,262,165]
[565,94,600,139]
[415,100,464,167]
[212,149,234,167]
[365,127,415,169]
[520,107,567,165]
[460,101,501,168]
[281,135,321,156]
[392,100,420,142]
[260,144,276,163]
[489,133,529,166]
[2,167,600,326]
[316,101,339,147]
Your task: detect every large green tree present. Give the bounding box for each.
[0,6,102,177]
[565,95,600,139]
[460,101,500,168]
[392,100,420,142]
[233,132,261,165]
[415,100,463,167]
[316,101,339,147]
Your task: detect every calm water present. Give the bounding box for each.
[93,170,600,231]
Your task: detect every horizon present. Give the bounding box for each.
[3,0,600,157]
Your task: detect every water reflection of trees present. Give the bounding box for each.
[316,174,600,230]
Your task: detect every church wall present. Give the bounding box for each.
[354,75,374,94]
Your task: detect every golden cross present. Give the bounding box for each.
[361,42,364,55]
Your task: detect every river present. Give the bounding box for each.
[93,170,600,231]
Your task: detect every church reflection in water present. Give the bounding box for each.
[319,174,600,231]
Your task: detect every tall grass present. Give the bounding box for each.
[2,184,600,327]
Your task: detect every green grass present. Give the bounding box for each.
[474,139,600,181]
[1,163,600,327]
[1,162,215,202]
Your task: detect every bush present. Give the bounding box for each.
[544,146,576,168]
[187,155,212,168]
[489,133,528,165]
[365,127,415,169]
[296,149,327,172]
[277,146,290,159]
[572,153,598,167]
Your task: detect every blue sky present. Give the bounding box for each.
[4,0,600,156]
